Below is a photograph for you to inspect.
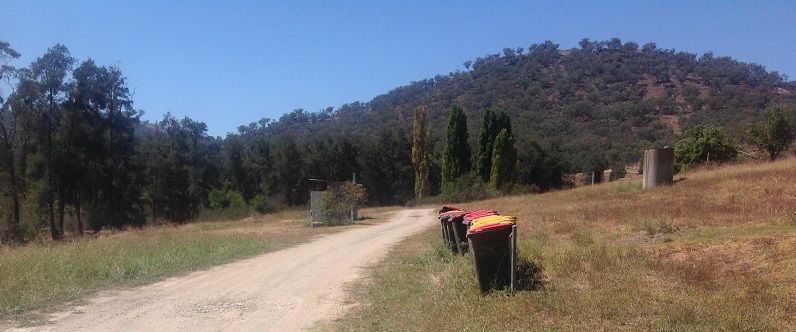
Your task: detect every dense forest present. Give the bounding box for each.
[1,38,794,241]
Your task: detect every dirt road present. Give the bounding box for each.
[15,208,434,332]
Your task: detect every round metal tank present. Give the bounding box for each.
[642,147,674,189]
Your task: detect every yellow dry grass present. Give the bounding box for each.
[325,159,796,331]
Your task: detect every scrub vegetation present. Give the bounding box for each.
[325,159,796,331]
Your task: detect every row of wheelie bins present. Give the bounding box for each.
[438,205,518,293]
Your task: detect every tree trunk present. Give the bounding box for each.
[7,151,20,241]
[20,141,28,192]
[76,192,83,235]
[47,127,60,240]
[57,190,66,238]
[47,192,60,239]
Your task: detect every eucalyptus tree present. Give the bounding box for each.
[26,44,75,238]
[57,59,108,234]
[0,41,23,240]
[86,65,145,229]
[746,105,795,161]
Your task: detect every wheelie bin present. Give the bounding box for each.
[440,210,466,253]
[439,209,464,243]
[448,212,469,255]
[467,215,517,293]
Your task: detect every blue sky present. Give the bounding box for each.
[2,0,795,136]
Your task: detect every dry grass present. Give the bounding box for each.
[325,159,796,331]
[0,206,400,320]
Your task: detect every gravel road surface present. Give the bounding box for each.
[14,208,434,332]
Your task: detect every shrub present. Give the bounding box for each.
[674,124,738,171]
[207,188,246,210]
[316,182,367,225]
[609,163,627,180]
[440,172,499,203]
[249,194,275,214]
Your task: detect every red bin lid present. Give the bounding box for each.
[439,204,462,215]
[463,210,498,223]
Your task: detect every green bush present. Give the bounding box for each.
[674,125,738,171]
[440,172,499,203]
[208,188,246,209]
[250,194,276,214]
[316,182,367,225]
[609,163,627,180]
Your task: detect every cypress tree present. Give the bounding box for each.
[411,106,431,199]
[489,128,517,191]
[441,105,471,184]
[476,109,498,182]
[477,110,513,183]
[497,111,512,136]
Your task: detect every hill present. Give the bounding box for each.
[229,38,795,202]
[3,38,794,239]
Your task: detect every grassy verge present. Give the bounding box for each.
[325,159,796,330]
[0,206,399,319]
[0,231,268,317]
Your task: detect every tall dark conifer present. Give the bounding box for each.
[489,128,517,191]
[477,110,513,183]
[441,105,470,184]
[476,109,498,182]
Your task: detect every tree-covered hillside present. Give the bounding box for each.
[236,38,794,188]
[2,38,794,241]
